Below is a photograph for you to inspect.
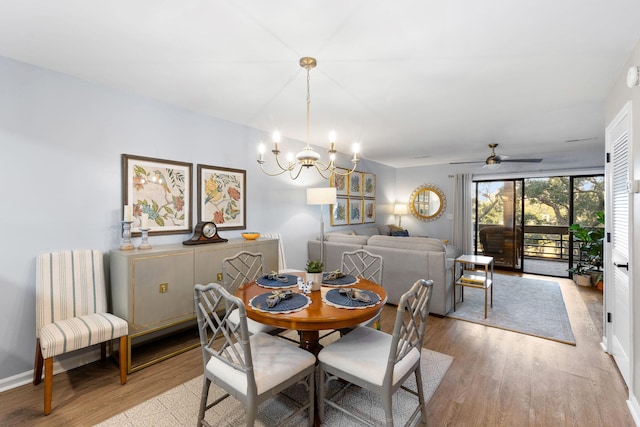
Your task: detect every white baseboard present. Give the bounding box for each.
[600,336,609,353]
[628,393,640,426]
[0,347,102,393]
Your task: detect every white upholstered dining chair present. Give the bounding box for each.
[318,279,434,426]
[194,282,316,426]
[341,248,384,285]
[222,251,282,335]
[341,248,384,329]
[33,250,128,415]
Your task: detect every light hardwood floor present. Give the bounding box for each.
[0,274,633,426]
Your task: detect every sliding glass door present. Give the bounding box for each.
[474,175,604,277]
[474,179,523,270]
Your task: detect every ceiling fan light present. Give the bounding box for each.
[484,162,501,170]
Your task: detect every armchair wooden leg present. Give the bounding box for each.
[119,336,127,384]
[101,342,107,361]
[33,339,43,385]
[43,357,53,415]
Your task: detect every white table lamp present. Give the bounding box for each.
[393,203,408,227]
[307,187,337,267]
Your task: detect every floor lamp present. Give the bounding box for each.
[307,187,337,268]
[394,203,408,227]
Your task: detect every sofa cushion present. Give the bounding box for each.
[324,230,356,239]
[325,234,370,245]
[388,224,405,233]
[376,224,392,236]
[366,235,446,252]
[355,225,382,236]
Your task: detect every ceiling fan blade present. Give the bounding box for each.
[501,158,543,163]
[449,160,485,165]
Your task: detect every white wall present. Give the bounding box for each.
[0,56,395,383]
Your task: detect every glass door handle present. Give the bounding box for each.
[614,262,629,270]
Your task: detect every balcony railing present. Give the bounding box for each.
[523,225,570,260]
[477,224,572,262]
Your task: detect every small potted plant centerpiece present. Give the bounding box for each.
[306,260,323,291]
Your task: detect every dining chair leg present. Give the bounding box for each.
[33,339,43,385]
[307,368,315,427]
[198,377,211,426]
[119,336,127,384]
[415,367,428,425]
[43,357,53,415]
[383,390,393,426]
[318,368,326,423]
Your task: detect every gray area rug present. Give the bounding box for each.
[448,274,576,345]
[97,347,452,426]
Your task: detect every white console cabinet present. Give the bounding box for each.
[110,238,278,372]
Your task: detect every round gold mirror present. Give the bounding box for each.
[409,184,446,222]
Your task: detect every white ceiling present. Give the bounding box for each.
[1,0,639,170]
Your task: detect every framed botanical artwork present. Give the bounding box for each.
[363,172,376,198]
[348,198,363,224]
[331,198,349,226]
[349,172,364,197]
[122,154,192,235]
[197,164,246,230]
[330,168,349,196]
[363,199,376,223]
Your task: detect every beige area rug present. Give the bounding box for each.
[448,274,576,345]
[97,339,452,427]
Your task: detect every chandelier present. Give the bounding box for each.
[257,57,360,180]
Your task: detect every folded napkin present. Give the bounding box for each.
[324,270,346,281]
[265,271,290,282]
[266,290,293,308]
[338,288,371,303]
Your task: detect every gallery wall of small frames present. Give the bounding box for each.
[329,169,376,226]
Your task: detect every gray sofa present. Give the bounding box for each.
[308,227,461,316]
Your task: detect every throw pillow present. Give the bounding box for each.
[391,229,409,237]
[388,224,405,233]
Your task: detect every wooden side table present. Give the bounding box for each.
[453,255,494,318]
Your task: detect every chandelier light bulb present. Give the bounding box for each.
[272,130,281,143]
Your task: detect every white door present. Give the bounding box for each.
[605,101,633,387]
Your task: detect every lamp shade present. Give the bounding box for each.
[393,203,408,215]
[307,187,337,205]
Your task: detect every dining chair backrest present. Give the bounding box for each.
[341,249,384,284]
[36,250,108,335]
[194,283,254,387]
[386,279,433,383]
[222,251,264,293]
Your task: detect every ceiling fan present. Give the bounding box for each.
[451,143,543,168]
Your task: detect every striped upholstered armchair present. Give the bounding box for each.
[33,250,129,415]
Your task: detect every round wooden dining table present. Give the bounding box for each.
[235,277,387,355]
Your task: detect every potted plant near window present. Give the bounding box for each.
[306,260,323,291]
[568,211,604,287]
